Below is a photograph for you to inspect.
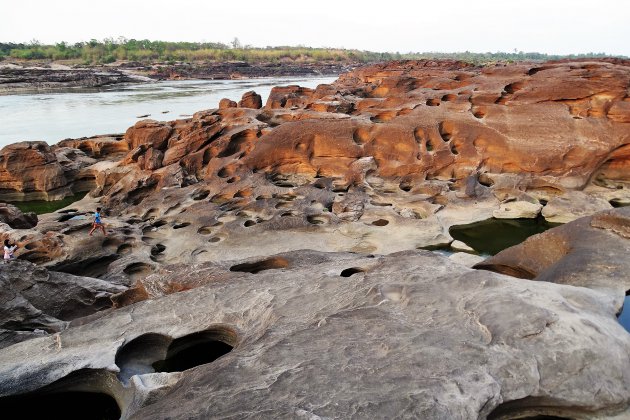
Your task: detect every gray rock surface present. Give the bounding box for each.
[493,200,542,219]
[0,250,628,419]
[0,203,37,229]
[0,260,126,348]
[541,191,613,223]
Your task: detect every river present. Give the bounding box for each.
[0,76,338,148]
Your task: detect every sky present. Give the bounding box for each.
[1,0,628,56]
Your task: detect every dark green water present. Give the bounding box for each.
[449,217,560,256]
[7,192,87,215]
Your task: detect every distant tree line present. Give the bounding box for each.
[0,38,621,65]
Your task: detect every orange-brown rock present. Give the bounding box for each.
[265,85,316,109]
[124,120,173,150]
[237,90,262,109]
[0,142,68,200]
[219,98,237,109]
[56,135,129,159]
[1,59,629,283]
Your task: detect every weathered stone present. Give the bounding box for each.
[448,251,485,267]
[493,200,542,219]
[218,98,237,109]
[541,191,613,223]
[0,251,628,419]
[124,120,173,151]
[0,260,125,349]
[476,206,630,294]
[238,90,262,109]
[0,203,37,229]
[451,239,475,252]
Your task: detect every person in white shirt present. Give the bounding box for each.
[3,239,17,261]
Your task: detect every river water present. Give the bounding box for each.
[0,76,338,148]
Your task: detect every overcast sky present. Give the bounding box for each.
[2,0,628,55]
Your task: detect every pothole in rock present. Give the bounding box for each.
[0,390,120,420]
[150,244,166,256]
[229,257,289,273]
[153,328,237,373]
[123,262,153,280]
[487,396,576,420]
[610,198,630,208]
[152,219,168,228]
[353,127,371,145]
[55,255,120,278]
[449,217,560,256]
[370,200,392,207]
[116,243,133,255]
[371,219,390,226]
[115,328,237,383]
[340,267,366,277]
[173,222,191,229]
[198,226,213,235]
[307,215,329,225]
[192,190,210,201]
[0,370,120,420]
[244,220,257,227]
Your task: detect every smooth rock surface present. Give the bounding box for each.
[0,250,629,419]
[541,191,613,223]
[0,260,125,349]
[493,200,542,219]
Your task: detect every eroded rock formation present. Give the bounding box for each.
[0,60,629,419]
[0,260,125,349]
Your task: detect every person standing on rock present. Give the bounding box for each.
[89,207,107,236]
[3,239,17,261]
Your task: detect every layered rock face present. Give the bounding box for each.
[0,135,128,201]
[0,59,627,287]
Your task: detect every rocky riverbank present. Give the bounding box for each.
[0,59,629,419]
[0,61,354,94]
[0,65,153,94]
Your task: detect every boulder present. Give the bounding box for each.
[0,142,67,200]
[218,98,237,109]
[476,206,630,294]
[493,200,542,219]
[237,90,262,109]
[0,203,37,229]
[124,120,173,151]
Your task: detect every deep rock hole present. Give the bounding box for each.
[116,328,237,383]
[153,331,234,373]
[0,370,121,420]
[0,391,121,420]
[340,267,365,277]
[229,257,289,274]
